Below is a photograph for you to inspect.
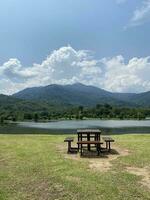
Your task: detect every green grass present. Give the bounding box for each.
[0,134,150,200]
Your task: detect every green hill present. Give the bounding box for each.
[0,83,150,121]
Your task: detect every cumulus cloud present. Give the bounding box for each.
[101,56,150,92]
[126,0,150,28]
[0,46,150,94]
[1,59,37,82]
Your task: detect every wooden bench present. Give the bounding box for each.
[64,137,74,153]
[102,137,115,152]
[77,141,103,156]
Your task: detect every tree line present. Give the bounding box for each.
[0,103,150,123]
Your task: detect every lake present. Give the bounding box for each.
[0,119,150,134]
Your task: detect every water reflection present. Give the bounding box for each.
[0,120,150,134]
[18,120,150,129]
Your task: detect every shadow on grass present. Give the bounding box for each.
[78,148,120,158]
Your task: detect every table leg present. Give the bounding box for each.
[95,134,97,141]
[106,141,108,149]
[68,141,71,153]
[97,143,100,156]
[77,134,79,150]
[108,142,111,152]
[87,134,90,151]
[81,144,83,156]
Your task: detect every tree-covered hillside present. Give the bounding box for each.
[0,83,150,122]
[0,95,150,121]
[13,83,149,107]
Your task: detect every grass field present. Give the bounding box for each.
[0,134,150,200]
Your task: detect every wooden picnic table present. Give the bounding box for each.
[64,130,115,156]
[77,129,101,151]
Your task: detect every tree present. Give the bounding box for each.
[0,117,4,124]
[78,106,84,113]
[104,103,112,110]
[12,116,17,122]
[75,113,79,119]
[34,113,39,122]
[79,114,83,120]
[24,113,33,120]
[96,104,102,109]
[137,112,145,120]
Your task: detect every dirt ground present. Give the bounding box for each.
[57,142,150,190]
[57,142,130,172]
[126,166,150,189]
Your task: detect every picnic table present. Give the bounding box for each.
[77,129,101,151]
[77,129,102,155]
[64,129,115,156]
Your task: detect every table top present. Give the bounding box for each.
[77,129,101,134]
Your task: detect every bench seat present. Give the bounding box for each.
[77,141,103,145]
[102,137,115,151]
[64,137,74,153]
[64,137,74,142]
[77,141,103,156]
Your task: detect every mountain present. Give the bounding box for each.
[128,91,150,106]
[0,94,20,105]
[111,91,150,107]
[12,83,150,107]
[12,83,134,107]
[0,84,150,121]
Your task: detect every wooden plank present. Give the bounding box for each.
[77,141,103,144]
[102,137,114,142]
[64,137,74,142]
[77,129,101,133]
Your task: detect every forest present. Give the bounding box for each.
[0,103,150,123]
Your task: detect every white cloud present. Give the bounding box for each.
[126,0,150,28]
[101,56,150,93]
[0,46,150,94]
[0,59,37,82]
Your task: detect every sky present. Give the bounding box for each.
[0,0,150,94]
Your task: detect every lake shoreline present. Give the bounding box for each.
[0,119,150,135]
[1,117,150,125]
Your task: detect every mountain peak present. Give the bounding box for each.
[72,82,85,86]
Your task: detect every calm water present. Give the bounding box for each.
[0,120,150,134]
[18,120,150,129]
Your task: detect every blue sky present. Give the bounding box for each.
[0,0,150,94]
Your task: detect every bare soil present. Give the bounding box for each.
[57,142,131,172]
[126,166,150,189]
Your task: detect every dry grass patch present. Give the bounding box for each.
[88,144,130,172]
[66,176,81,183]
[57,142,131,172]
[126,166,150,189]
